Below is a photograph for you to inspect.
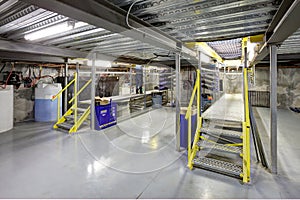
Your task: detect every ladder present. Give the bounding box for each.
[52,73,92,133]
[185,69,251,183]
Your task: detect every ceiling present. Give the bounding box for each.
[111,0,281,42]
[0,0,299,66]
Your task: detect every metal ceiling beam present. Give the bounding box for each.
[252,0,300,65]
[0,39,87,58]
[267,0,300,43]
[20,0,196,58]
[0,50,65,63]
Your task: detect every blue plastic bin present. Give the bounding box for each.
[95,102,117,130]
[180,107,197,148]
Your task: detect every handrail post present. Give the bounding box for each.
[243,67,251,182]
[188,109,192,165]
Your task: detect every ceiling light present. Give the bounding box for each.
[24,21,88,41]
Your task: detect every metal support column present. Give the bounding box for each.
[270,45,278,174]
[171,68,174,105]
[224,65,226,94]
[90,53,96,130]
[75,62,79,124]
[129,67,132,95]
[198,52,202,113]
[175,53,181,151]
[64,62,69,114]
[76,62,80,92]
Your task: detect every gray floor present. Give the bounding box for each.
[0,107,300,198]
[203,94,244,122]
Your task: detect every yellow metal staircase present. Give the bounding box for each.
[185,68,251,183]
[52,72,92,134]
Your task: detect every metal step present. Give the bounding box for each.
[79,100,91,104]
[200,127,242,139]
[65,114,90,121]
[72,107,86,113]
[203,122,242,129]
[198,141,242,154]
[203,118,242,126]
[56,122,74,130]
[193,157,242,178]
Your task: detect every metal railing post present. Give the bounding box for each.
[175,53,181,151]
[90,52,96,130]
[64,62,68,113]
[74,72,78,127]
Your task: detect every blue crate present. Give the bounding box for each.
[95,101,117,130]
[180,112,197,148]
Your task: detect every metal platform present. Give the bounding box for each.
[202,94,244,122]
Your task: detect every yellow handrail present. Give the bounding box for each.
[52,72,91,134]
[242,67,251,183]
[68,79,92,104]
[52,73,77,121]
[185,69,202,169]
[52,78,75,101]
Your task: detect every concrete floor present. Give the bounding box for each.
[0,107,300,198]
[203,94,244,122]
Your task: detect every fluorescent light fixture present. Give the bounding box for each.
[24,21,88,41]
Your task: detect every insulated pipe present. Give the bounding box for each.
[175,53,181,151]
[270,45,278,174]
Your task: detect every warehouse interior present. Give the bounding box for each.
[0,0,300,198]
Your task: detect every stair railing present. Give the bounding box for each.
[185,69,202,169]
[68,78,92,132]
[52,72,77,124]
[242,67,251,182]
[52,72,92,133]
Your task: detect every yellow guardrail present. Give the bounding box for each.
[52,73,92,133]
[52,72,79,133]
[242,67,251,183]
[52,77,76,121]
[68,79,92,104]
[185,69,202,169]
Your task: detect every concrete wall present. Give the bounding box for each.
[254,68,300,108]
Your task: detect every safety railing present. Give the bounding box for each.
[185,69,202,169]
[52,72,92,133]
[242,67,251,182]
[52,72,77,123]
[68,78,91,128]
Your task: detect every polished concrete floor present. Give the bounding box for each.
[203,94,244,122]
[0,107,300,198]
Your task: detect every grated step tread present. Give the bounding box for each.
[65,115,90,121]
[193,157,242,178]
[203,118,242,125]
[72,107,86,113]
[198,141,242,154]
[56,122,73,130]
[200,127,242,138]
[203,122,242,129]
